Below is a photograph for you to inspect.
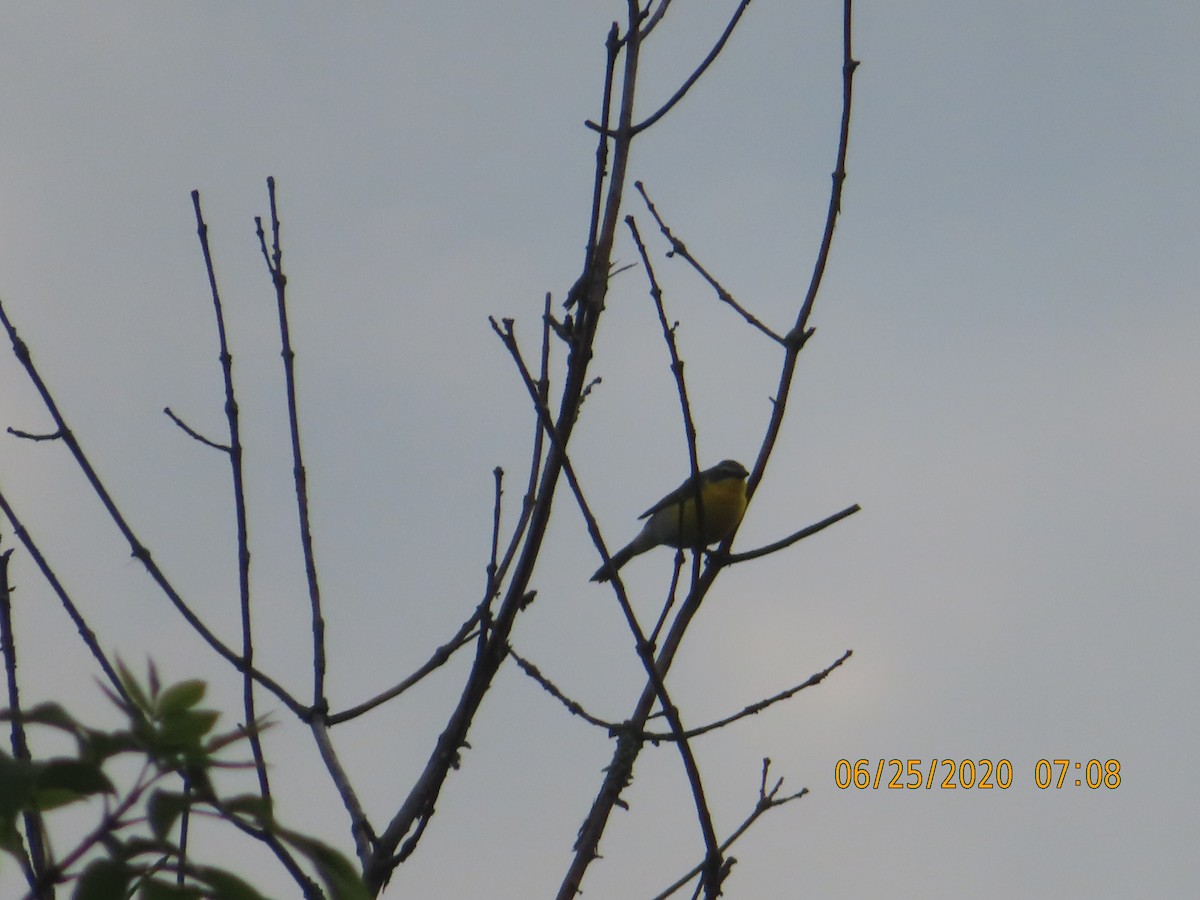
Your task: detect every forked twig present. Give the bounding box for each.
[652,759,809,900]
[189,188,270,799]
[0,298,306,718]
[254,177,328,714]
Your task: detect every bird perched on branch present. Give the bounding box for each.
[591,459,749,582]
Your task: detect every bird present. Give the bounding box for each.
[591,459,750,582]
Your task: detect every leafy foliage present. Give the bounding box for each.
[1,664,367,900]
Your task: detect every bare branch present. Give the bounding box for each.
[1,545,52,891]
[746,0,858,501]
[625,215,702,480]
[0,487,128,703]
[631,0,754,136]
[639,0,676,39]
[486,467,504,601]
[6,427,62,442]
[641,649,853,742]
[190,187,271,799]
[726,503,861,566]
[0,297,308,719]
[255,177,328,714]
[163,406,229,451]
[327,623,479,725]
[635,181,785,344]
[310,718,375,870]
[508,645,620,732]
[652,759,809,900]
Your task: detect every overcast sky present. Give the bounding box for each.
[1,3,1197,898]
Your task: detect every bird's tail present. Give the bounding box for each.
[591,527,657,582]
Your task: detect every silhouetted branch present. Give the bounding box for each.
[625,215,701,480]
[163,406,229,451]
[6,427,62,442]
[652,759,809,900]
[311,718,374,869]
[641,649,853,742]
[0,487,128,702]
[255,177,328,714]
[508,645,619,731]
[631,0,754,135]
[726,503,861,566]
[635,180,785,344]
[748,0,859,500]
[189,187,271,800]
[1,544,50,892]
[327,625,480,726]
[0,297,307,719]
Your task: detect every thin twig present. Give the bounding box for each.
[191,189,271,800]
[6,427,61,442]
[490,318,644,649]
[635,181,785,344]
[573,25,620,308]
[486,467,504,609]
[625,216,701,478]
[0,297,307,719]
[748,0,858,502]
[0,547,50,891]
[726,503,860,566]
[640,649,852,742]
[631,0,754,136]
[0,487,128,702]
[625,214,709,631]
[508,645,620,732]
[254,177,328,714]
[652,759,808,900]
[639,0,675,39]
[327,625,479,725]
[163,406,229,452]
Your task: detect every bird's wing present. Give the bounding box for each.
[638,470,704,519]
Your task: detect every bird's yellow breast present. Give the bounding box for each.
[647,476,747,549]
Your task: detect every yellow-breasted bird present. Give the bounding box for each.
[591,459,749,582]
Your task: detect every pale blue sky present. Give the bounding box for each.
[1,3,1197,897]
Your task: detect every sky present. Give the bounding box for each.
[1,2,1198,898]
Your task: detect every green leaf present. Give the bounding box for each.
[15,758,113,813]
[0,752,35,816]
[156,681,207,717]
[159,710,220,751]
[191,867,273,900]
[0,815,27,858]
[219,793,272,827]
[39,758,115,796]
[279,831,370,900]
[147,790,190,840]
[82,727,141,763]
[119,835,181,863]
[204,720,265,755]
[116,660,151,713]
[147,661,162,703]
[0,702,80,733]
[33,787,96,813]
[138,877,202,899]
[74,858,132,900]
